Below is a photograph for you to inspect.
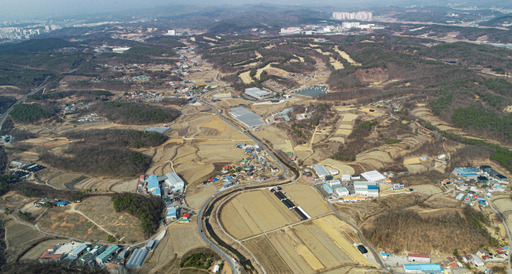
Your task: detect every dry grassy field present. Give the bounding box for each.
[239,71,253,84]
[37,207,110,241]
[280,184,331,217]
[334,48,362,66]
[141,222,208,274]
[75,196,145,243]
[330,57,344,70]
[220,190,300,239]
[3,219,47,262]
[35,170,86,190]
[493,197,512,239]
[244,215,376,273]
[319,158,355,175]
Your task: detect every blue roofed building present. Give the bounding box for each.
[452,167,479,180]
[152,188,161,197]
[403,263,443,273]
[322,184,333,194]
[56,201,68,206]
[147,175,159,191]
[67,244,88,260]
[166,206,178,221]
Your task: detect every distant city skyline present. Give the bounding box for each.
[1,0,508,21]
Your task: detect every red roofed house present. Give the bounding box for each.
[39,245,64,262]
[407,254,431,263]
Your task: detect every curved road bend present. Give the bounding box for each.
[489,198,512,273]
[0,66,81,131]
[0,80,51,131]
[197,99,387,272]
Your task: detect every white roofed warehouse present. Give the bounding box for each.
[312,164,330,179]
[244,87,272,100]
[230,107,266,129]
[361,170,386,182]
[165,172,185,189]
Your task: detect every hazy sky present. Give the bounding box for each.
[0,0,387,20]
[0,0,489,21]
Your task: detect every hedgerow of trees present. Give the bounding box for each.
[63,129,168,148]
[9,104,51,123]
[111,193,165,237]
[362,206,499,254]
[41,145,151,177]
[94,102,180,125]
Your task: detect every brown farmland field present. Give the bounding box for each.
[220,190,300,239]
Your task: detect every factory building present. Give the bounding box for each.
[147,175,159,191]
[96,245,119,265]
[334,186,349,196]
[322,184,333,195]
[230,107,266,129]
[354,181,379,197]
[452,167,479,181]
[408,254,431,263]
[330,179,341,186]
[165,172,185,191]
[67,244,88,260]
[313,164,330,179]
[166,206,178,221]
[361,170,386,182]
[39,245,65,262]
[244,87,272,100]
[403,263,443,273]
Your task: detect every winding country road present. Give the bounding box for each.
[196,99,387,273]
[0,79,51,131]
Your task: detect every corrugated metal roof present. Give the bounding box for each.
[403,263,443,272]
[165,172,184,187]
[144,126,170,134]
[96,245,119,262]
[313,164,330,177]
[70,244,88,257]
[361,170,386,181]
[230,107,265,128]
[147,175,159,190]
[245,87,271,99]
[126,248,148,268]
[322,184,333,193]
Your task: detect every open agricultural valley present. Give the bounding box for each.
[1,3,512,274]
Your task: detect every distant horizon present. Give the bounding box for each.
[1,0,511,21]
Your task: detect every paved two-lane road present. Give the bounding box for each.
[0,79,51,131]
